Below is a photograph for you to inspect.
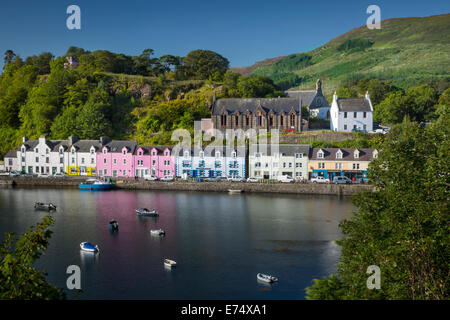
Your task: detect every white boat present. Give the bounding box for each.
[34,202,57,211]
[80,242,99,253]
[150,229,165,236]
[164,259,176,268]
[136,208,159,216]
[228,189,242,194]
[257,273,278,283]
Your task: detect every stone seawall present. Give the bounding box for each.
[0,176,374,196]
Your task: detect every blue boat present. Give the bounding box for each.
[109,220,119,232]
[79,179,112,191]
[80,242,99,253]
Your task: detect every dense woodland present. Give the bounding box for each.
[0,47,448,159]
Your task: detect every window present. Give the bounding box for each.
[113,158,117,164]
[71,158,75,164]
[354,112,357,118]
[59,148,63,155]
[255,162,261,168]
[215,151,220,158]
[363,124,367,131]
[71,149,74,155]
[318,162,325,169]
[336,151,342,159]
[123,150,126,155]
[289,163,292,168]
[36,157,39,162]
[184,151,189,158]
[363,112,367,118]
[21,156,25,162]
[81,158,85,164]
[246,116,249,126]
[273,162,278,168]
[91,158,94,164]
[199,151,204,158]
[344,112,347,118]
[104,169,107,175]
[215,160,221,168]
[283,163,286,168]
[353,125,357,130]
[22,147,25,153]
[290,114,295,127]
[317,151,324,159]
[296,163,302,168]
[122,170,126,175]
[353,163,360,170]
[90,149,95,155]
[138,151,142,156]
[103,158,107,164]
[296,172,302,177]
[295,153,303,159]
[60,158,63,164]
[335,163,342,170]
[103,149,107,154]
[235,115,239,126]
[165,151,169,156]
[152,160,156,165]
[269,116,273,126]
[123,159,126,165]
[344,124,347,130]
[280,115,284,126]
[46,157,49,164]
[354,151,359,159]
[232,151,236,158]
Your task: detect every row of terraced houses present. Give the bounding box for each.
[3,136,378,181]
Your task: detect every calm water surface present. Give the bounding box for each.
[0,188,355,299]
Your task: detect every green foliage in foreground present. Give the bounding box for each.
[0,215,66,299]
[305,109,450,299]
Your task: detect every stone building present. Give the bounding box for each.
[211,97,303,133]
[285,79,330,119]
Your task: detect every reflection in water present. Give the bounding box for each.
[0,188,354,300]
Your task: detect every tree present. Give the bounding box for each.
[0,215,66,299]
[75,100,111,139]
[305,114,449,299]
[4,50,16,66]
[374,85,438,124]
[180,50,229,80]
[237,75,283,98]
[335,87,358,98]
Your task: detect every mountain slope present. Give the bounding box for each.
[231,14,450,94]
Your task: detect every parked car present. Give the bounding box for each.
[9,171,21,177]
[0,172,10,176]
[53,173,67,178]
[276,175,295,183]
[204,177,220,182]
[333,176,352,184]
[228,177,245,182]
[311,176,330,184]
[143,175,158,181]
[23,173,37,177]
[160,175,174,182]
[246,177,259,183]
[38,173,50,178]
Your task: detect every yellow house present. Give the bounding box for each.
[309,148,378,181]
[66,138,102,176]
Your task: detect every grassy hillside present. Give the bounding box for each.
[232,14,450,94]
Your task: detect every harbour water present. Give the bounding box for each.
[0,188,355,299]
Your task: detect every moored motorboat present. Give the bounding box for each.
[80,242,100,253]
[150,229,165,236]
[136,208,159,216]
[257,273,278,283]
[228,189,242,194]
[34,202,57,211]
[164,259,176,268]
[109,220,119,232]
[79,179,112,191]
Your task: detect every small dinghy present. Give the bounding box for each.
[109,220,119,232]
[136,208,159,216]
[80,242,99,253]
[164,259,176,268]
[257,273,278,283]
[34,202,57,211]
[150,229,165,236]
[228,189,242,194]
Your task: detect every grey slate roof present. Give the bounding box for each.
[20,140,39,150]
[104,140,138,153]
[135,146,173,155]
[173,146,246,158]
[211,98,302,116]
[4,150,17,158]
[309,148,377,161]
[337,98,372,112]
[71,140,103,152]
[285,90,329,109]
[250,144,311,157]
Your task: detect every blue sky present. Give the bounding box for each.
[0,0,448,70]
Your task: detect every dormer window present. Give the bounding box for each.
[35,148,38,153]
[165,151,169,156]
[184,151,189,158]
[152,151,156,156]
[90,148,95,155]
[103,149,107,154]
[215,151,220,158]
[122,149,126,155]
[336,150,343,159]
[354,150,360,159]
[71,148,75,154]
[21,147,25,153]
[317,150,324,159]
[138,151,142,156]
[373,150,378,159]
[232,151,236,158]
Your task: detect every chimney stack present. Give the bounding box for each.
[68,136,78,146]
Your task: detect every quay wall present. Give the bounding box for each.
[0,176,374,196]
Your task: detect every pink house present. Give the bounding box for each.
[134,146,175,178]
[97,141,137,178]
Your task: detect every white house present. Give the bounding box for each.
[249,144,310,180]
[175,146,246,179]
[330,91,373,132]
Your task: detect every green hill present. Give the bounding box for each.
[231,14,450,94]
